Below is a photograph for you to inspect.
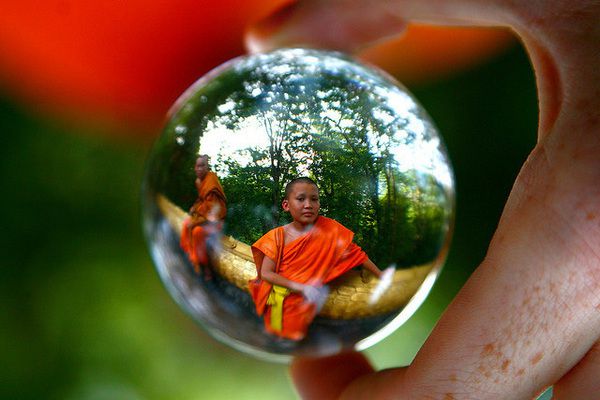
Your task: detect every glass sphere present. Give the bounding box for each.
[142,48,454,362]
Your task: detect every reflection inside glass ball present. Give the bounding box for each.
[142,48,454,361]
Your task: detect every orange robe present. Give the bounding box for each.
[250,216,367,340]
[180,171,227,270]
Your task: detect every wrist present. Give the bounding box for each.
[294,283,307,293]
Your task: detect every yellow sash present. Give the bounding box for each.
[267,285,290,332]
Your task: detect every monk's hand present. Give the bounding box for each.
[301,284,329,312]
[359,267,373,284]
[369,267,395,305]
[246,1,600,399]
[189,216,207,228]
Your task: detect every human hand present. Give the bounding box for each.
[302,284,330,312]
[246,1,600,398]
[188,217,207,230]
[369,266,395,304]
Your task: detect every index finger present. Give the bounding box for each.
[245,0,511,54]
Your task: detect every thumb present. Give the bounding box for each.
[290,352,373,399]
[290,352,409,399]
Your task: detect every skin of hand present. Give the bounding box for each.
[245,1,600,399]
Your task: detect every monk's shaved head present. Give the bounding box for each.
[195,155,210,180]
[284,177,319,199]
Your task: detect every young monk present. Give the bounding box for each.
[249,177,384,341]
[180,155,227,277]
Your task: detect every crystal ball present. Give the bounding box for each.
[142,48,454,361]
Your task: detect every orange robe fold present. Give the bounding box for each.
[180,171,226,270]
[250,216,367,340]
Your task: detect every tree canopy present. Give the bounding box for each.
[152,50,454,268]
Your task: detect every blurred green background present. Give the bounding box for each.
[2,40,554,398]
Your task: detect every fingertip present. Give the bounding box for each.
[244,0,407,54]
[245,2,300,54]
[290,352,375,399]
[244,31,266,55]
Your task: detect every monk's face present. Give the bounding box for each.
[194,157,209,179]
[282,182,320,226]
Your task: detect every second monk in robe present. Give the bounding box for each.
[180,155,227,274]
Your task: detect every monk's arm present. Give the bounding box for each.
[204,192,226,221]
[260,257,308,294]
[188,193,224,225]
[188,213,207,227]
[361,258,382,278]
